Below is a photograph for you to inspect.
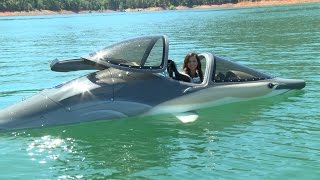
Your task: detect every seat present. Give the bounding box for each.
[215,72,225,81]
[167,60,191,83]
[225,70,241,81]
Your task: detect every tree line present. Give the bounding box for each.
[0,0,241,12]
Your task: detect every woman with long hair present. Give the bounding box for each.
[182,52,204,83]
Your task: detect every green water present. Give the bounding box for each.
[0,3,319,179]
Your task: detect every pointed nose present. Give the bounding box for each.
[273,78,306,90]
[0,94,60,131]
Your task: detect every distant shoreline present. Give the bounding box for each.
[0,0,319,17]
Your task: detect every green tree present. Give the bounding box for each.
[0,0,245,12]
[46,0,61,11]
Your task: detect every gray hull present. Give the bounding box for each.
[0,35,306,131]
[0,70,305,131]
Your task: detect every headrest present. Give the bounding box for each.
[167,60,178,72]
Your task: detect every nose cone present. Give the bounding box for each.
[0,93,60,131]
[273,78,306,90]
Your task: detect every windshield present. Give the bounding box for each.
[84,35,168,73]
[213,56,272,82]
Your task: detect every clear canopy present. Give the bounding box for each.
[213,56,272,82]
[83,35,168,73]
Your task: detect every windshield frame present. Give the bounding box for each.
[82,35,169,73]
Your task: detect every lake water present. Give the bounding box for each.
[0,3,320,179]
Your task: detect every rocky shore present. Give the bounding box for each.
[0,0,319,16]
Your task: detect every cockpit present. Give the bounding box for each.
[50,35,273,86]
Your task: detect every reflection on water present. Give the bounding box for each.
[0,3,320,179]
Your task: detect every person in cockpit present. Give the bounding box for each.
[182,52,204,83]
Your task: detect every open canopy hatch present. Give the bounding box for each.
[50,35,169,73]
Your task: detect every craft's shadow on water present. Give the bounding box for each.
[0,90,305,178]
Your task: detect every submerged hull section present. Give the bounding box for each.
[0,100,152,131]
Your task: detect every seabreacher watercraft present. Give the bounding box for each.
[0,35,305,131]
